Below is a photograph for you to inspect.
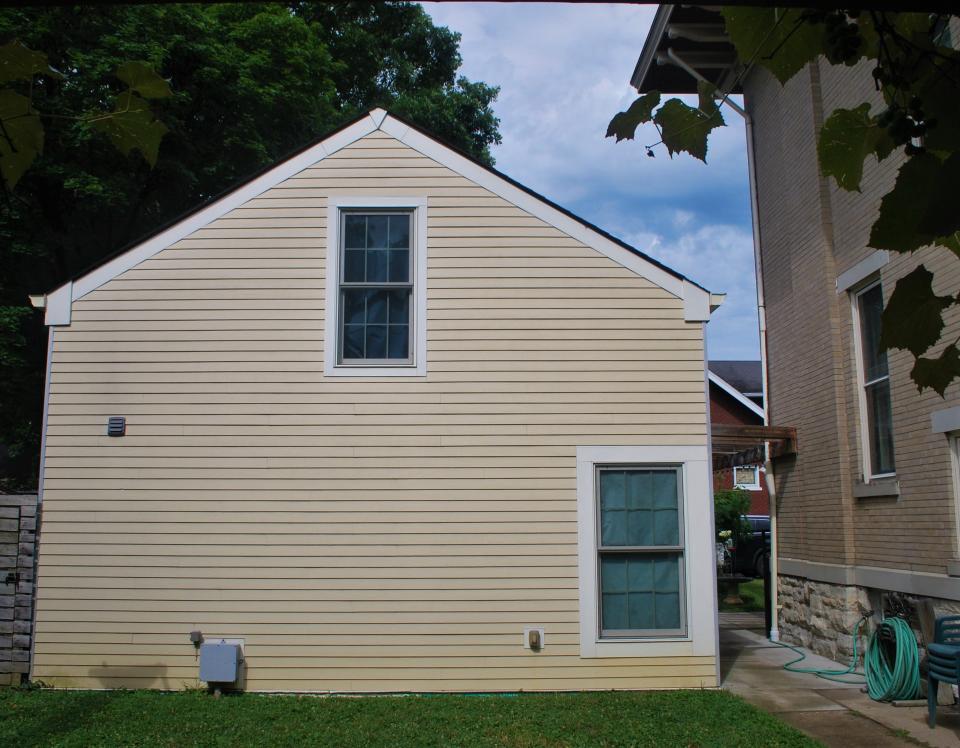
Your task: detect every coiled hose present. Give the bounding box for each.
[864,616,921,701]
[771,614,921,700]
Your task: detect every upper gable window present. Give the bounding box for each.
[340,212,413,363]
[324,197,427,377]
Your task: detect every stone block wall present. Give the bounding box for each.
[779,574,871,662]
[0,495,38,687]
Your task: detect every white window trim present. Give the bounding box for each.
[850,277,895,481]
[951,435,960,562]
[576,445,716,659]
[733,465,762,491]
[324,196,427,377]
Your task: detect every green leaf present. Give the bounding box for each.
[879,265,954,357]
[91,94,168,166]
[818,103,882,191]
[870,153,960,255]
[653,96,724,162]
[916,49,960,154]
[721,8,825,85]
[0,40,58,83]
[115,61,172,99]
[0,89,43,190]
[911,344,960,397]
[606,91,660,142]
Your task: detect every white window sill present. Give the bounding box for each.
[325,364,426,378]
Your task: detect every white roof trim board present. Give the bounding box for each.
[708,371,765,419]
[42,108,714,326]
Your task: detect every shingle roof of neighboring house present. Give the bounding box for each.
[709,360,763,398]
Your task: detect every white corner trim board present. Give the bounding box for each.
[40,108,714,326]
[575,445,717,661]
[324,196,428,378]
[837,250,889,293]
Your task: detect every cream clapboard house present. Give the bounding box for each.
[30,109,722,692]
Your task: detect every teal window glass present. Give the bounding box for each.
[339,212,413,363]
[600,554,681,632]
[599,469,679,547]
[597,468,684,635]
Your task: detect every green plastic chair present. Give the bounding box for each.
[927,615,960,728]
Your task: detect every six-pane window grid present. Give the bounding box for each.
[340,212,413,363]
[856,282,895,477]
[597,468,685,636]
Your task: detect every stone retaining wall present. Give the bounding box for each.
[1,494,38,687]
[778,574,872,661]
[779,573,960,663]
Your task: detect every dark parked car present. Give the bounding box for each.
[732,515,770,578]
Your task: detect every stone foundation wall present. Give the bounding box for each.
[778,574,872,661]
[779,573,960,663]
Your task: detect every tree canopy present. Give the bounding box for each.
[609,9,960,396]
[0,2,501,490]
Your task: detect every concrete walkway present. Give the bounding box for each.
[721,626,960,748]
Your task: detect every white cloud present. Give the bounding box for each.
[421,2,759,360]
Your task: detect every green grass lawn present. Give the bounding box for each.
[0,688,819,747]
[719,577,766,613]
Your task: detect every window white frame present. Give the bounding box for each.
[324,197,427,377]
[850,278,896,480]
[951,435,960,561]
[733,465,761,491]
[576,445,716,659]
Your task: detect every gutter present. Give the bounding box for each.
[652,48,779,640]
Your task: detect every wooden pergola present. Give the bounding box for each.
[711,424,797,470]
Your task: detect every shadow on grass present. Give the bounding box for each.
[0,690,115,748]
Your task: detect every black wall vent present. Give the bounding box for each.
[107,416,126,437]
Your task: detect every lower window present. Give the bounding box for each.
[596,467,686,637]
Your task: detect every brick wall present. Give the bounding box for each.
[745,57,960,575]
[710,385,769,514]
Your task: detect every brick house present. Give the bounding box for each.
[709,361,769,515]
[633,7,960,661]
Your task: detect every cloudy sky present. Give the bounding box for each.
[422,2,760,361]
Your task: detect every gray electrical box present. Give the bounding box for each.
[199,641,242,684]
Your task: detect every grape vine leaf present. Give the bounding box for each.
[721,7,825,85]
[870,152,960,255]
[606,91,660,142]
[911,344,960,396]
[0,89,43,190]
[91,93,168,166]
[879,265,956,357]
[818,103,894,191]
[653,85,724,162]
[0,40,58,83]
[115,61,172,100]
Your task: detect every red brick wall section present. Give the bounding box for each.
[710,384,769,515]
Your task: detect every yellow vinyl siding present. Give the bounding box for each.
[33,130,713,691]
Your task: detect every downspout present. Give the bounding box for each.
[663,48,779,640]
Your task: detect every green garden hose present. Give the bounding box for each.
[768,614,922,699]
[864,616,921,702]
[771,614,868,684]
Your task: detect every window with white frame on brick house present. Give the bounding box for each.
[852,279,896,479]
